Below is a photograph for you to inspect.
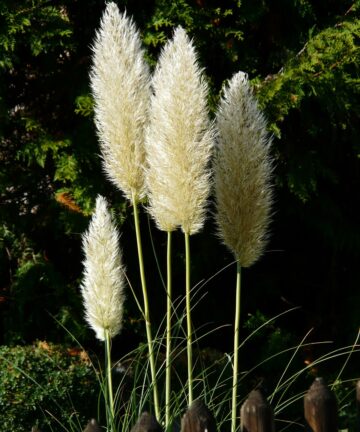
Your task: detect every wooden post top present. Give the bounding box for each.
[240,388,275,432]
[304,377,338,432]
[181,399,217,432]
[130,412,163,432]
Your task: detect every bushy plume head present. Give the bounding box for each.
[81,195,125,340]
[90,2,150,202]
[214,72,273,267]
[145,26,214,234]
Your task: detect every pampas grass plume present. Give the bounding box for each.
[90,2,150,201]
[145,27,214,234]
[215,72,273,267]
[81,195,125,341]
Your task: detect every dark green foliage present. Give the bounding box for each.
[255,11,360,254]
[0,342,98,431]
[335,378,359,430]
[0,0,124,344]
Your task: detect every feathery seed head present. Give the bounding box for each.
[90,3,150,202]
[215,72,273,267]
[81,195,125,341]
[145,26,214,234]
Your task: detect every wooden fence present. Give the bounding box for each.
[80,377,360,432]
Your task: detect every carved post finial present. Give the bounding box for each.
[304,377,338,432]
[240,388,275,432]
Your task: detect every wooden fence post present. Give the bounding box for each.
[83,419,101,432]
[304,377,338,432]
[181,399,217,432]
[130,412,163,432]
[240,389,275,432]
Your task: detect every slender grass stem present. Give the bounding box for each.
[231,262,241,432]
[185,231,193,405]
[166,230,172,430]
[105,329,115,431]
[332,327,360,390]
[132,192,160,420]
[103,345,110,430]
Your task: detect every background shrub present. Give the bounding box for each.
[0,342,98,431]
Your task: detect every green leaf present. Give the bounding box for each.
[54,154,78,182]
[74,95,93,117]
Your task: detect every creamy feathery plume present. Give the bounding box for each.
[145,26,214,407]
[145,26,214,234]
[215,71,273,267]
[81,194,125,427]
[90,2,150,201]
[90,4,160,419]
[81,195,125,341]
[214,71,273,432]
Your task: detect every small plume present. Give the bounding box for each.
[145,27,214,234]
[81,195,125,340]
[215,72,273,267]
[90,2,150,202]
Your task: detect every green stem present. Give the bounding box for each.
[165,231,172,430]
[231,263,241,432]
[105,329,115,430]
[185,231,193,405]
[132,193,160,420]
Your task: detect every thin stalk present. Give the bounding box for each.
[332,327,360,390]
[132,192,160,420]
[105,329,115,431]
[165,230,172,430]
[231,262,241,432]
[185,231,193,405]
